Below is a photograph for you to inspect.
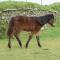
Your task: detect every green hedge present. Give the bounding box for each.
[0,1,60,11]
[0,20,8,39]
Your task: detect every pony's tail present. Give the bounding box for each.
[7,18,14,37]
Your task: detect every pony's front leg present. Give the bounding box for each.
[35,30,42,48]
[25,34,33,48]
[36,35,42,47]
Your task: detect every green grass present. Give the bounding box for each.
[0,37,60,60]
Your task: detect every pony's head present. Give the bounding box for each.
[47,14,55,27]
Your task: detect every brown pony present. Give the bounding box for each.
[7,14,55,48]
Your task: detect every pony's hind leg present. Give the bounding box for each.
[7,30,13,48]
[8,36,12,48]
[15,34,22,48]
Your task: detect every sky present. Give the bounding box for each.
[0,0,60,5]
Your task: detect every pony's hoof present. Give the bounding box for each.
[25,45,28,48]
[39,45,42,48]
[20,46,22,48]
[8,44,11,48]
[38,45,42,48]
[8,46,11,48]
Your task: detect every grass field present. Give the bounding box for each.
[0,15,60,60]
[0,37,60,60]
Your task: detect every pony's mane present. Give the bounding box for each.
[36,14,54,26]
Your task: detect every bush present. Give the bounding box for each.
[0,20,8,39]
